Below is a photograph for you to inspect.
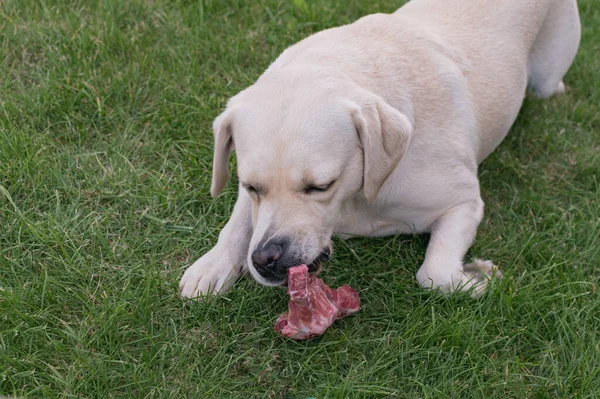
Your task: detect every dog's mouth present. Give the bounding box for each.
[306,247,331,275]
[281,247,331,286]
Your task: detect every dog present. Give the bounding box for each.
[179,0,581,299]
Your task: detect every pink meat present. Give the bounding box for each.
[274,264,360,340]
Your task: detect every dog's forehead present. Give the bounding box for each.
[229,81,359,186]
[235,124,351,185]
[236,134,346,181]
[236,97,353,145]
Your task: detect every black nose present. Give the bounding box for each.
[251,242,283,269]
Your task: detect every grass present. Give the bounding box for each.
[1,0,599,397]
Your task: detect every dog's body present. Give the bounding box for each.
[179,0,580,298]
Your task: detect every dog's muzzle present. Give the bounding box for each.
[251,242,331,285]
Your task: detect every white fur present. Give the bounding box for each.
[179,0,580,298]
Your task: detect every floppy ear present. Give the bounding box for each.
[210,108,235,197]
[348,94,413,202]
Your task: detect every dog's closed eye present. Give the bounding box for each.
[303,181,336,195]
[243,183,266,196]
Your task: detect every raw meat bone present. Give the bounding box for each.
[275,264,360,340]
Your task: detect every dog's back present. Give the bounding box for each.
[397,0,580,161]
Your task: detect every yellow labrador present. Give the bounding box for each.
[180,0,580,298]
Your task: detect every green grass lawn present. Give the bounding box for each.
[1,0,599,397]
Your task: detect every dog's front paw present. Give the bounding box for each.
[462,258,502,297]
[416,259,501,298]
[179,251,243,299]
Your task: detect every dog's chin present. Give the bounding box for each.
[257,277,288,287]
[248,266,287,287]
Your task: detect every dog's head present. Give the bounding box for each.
[210,71,413,286]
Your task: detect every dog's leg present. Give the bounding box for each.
[416,198,500,298]
[528,0,580,98]
[179,186,252,298]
